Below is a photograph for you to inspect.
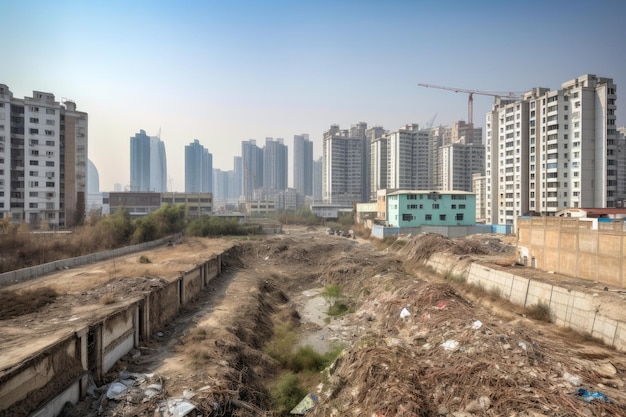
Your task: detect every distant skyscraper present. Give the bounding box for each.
[185,139,213,193]
[293,134,313,196]
[313,157,323,202]
[242,140,263,200]
[263,137,288,191]
[150,134,168,192]
[130,129,167,192]
[0,84,88,228]
[233,156,242,200]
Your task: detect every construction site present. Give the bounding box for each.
[1,226,626,416]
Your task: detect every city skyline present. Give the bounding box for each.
[2,1,626,192]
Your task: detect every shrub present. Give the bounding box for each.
[270,373,307,416]
[138,255,151,264]
[326,302,351,317]
[526,302,552,323]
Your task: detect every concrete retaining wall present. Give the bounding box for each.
[426,254,626,352]
[0,249,227,417]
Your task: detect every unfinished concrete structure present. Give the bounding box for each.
[0,244,226,417]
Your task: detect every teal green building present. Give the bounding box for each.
[386,190,476,227]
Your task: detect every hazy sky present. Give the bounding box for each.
[2,0,626,192]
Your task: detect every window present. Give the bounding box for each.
[45,161,54,167]
[455,213,464,221]
[425,214,432,221]
[432,203,439,209]
[439,214,446,221]
[451,204,456,209]
[402,214,413,221]
[29,160,39,166]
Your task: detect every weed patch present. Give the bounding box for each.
[270,373,307,416]
[526,303,552,323]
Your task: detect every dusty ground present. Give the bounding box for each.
[2,227,626,416]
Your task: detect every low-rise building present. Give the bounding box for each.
[386,190,476,228]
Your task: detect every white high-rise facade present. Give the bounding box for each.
[0,84,87,228]
[322,123,368,205]
[486,74,621,226]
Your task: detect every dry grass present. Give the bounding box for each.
[100,293,116,305]
[0,287,58,320]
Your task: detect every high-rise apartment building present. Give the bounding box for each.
[293,134,313,196]
[369,123,481,198]
[322,123,369,205]
[0,84,87,228]
[485,74,621,226]
[263,137,288,191]
[313,157,322,202]
[439,142,485,191]
[241,140,263,200]
[130,129,167,192]
[185,139,212,193]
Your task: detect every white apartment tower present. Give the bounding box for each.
[0,84,87,228]
[322,123,368,205]
[486,74,620,226]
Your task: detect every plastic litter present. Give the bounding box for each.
[106,379,134,400]
[441,339,459,351]
[471,320,482,330]
[159,399,197,417]
[400,307,410,319]
[518,342,527,351]
[575,388,610,403]
[436,301,447,309]
[290,393,319,414]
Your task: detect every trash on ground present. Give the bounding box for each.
[575,388,610,403]
[290,393,319,414]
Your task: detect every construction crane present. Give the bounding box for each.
[418,83,521,127]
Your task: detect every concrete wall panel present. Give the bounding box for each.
[560,231,578,252]
[183,268,203,304]
[560,251,578,277]
[597,257,622,286]
[591,315,619,346]
[103,334,134,373]
[543,248,560,272]
[149,282,180,331]
[577,253,597,280]
[598,234,622,257]
[578,232,598,254]
[31,381,80,417]
[525,281,553,308]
